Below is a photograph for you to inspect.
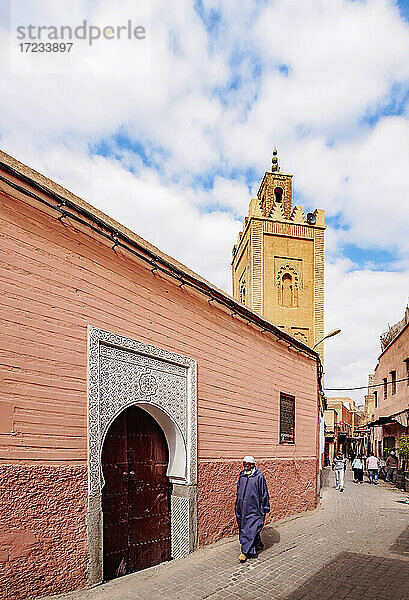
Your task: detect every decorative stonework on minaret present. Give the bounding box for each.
[232,150,325,358]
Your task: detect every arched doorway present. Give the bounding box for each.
[102,405,171,581]
[87,327,197,585]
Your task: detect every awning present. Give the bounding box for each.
[367,410,409,428]
[368,417,397,427]
[394,411,409,428]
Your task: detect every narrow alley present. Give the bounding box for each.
[47,470,409,600]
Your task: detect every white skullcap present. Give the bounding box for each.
[243,455,255,463]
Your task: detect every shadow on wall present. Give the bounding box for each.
[284,551,409,600]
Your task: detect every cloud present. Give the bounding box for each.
[263,0,409,127]
[11,142,242,290]
[325,258,409,404]
[1,0,409,405]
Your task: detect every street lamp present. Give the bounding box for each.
[313,328,341,349]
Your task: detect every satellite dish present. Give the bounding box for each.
[306,212,316,225]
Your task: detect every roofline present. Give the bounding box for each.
[0,152,322,368]
[377,320,409,360]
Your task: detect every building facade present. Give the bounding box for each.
[369,306,409,457]
[0,151,322,600]
[324,397,363,461]
[231,150,325,359]
[364,374,376,425]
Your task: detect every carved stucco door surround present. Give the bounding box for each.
[87,326,197,585]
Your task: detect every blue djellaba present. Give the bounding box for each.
[235,461,270,559]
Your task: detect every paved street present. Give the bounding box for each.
[48,469,409,600]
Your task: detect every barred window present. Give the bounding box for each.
[280,393,295,444]
[374,390,378,408]
[383,378,387,400]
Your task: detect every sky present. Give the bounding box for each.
[1,0,409,405]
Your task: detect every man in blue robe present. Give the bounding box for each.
[235,455,270,563]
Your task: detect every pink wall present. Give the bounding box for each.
[0,166,319,598]
[198,458,317,545]
[374,324,409,420]
[0,182,319,464]
[0,466,87,600]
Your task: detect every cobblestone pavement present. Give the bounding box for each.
[48,469,409,600]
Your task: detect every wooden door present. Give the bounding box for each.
[102,406,171,581]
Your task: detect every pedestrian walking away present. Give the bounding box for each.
[235,455,270,563]
[332,452,346,491]
[352,455,364,483]
[385,451,399,483]
[378,455,387,480]
[366,453,380,484]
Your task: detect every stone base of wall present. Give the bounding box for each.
[0,465,88,600]
[197,459,317,546]
[0,460,317,598]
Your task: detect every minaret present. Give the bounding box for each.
[232,149,325,357]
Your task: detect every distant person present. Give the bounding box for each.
[366,453,380,484]
[352,455,364,483]
[332,452,346,492]
[235,456,270,563]
[379,455,387,480]
[385,451,399,483]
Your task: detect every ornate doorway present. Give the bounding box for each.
[102,406,171,580]
[87,326,197,586]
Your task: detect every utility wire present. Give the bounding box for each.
[325,376,409,391]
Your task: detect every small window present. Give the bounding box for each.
[278,271,298,308]
[274,187,283,203]
[239,280,246,304]
[280,393,295,444]
[239,272,247,305]
[404,359,409,386]
[391,370,396,395]
[282,273,293,307]
[374,390,378,408]
[383,378,388,399]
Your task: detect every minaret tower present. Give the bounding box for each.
[232,149,325,356]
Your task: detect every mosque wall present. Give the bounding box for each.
[0,154,320,599]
